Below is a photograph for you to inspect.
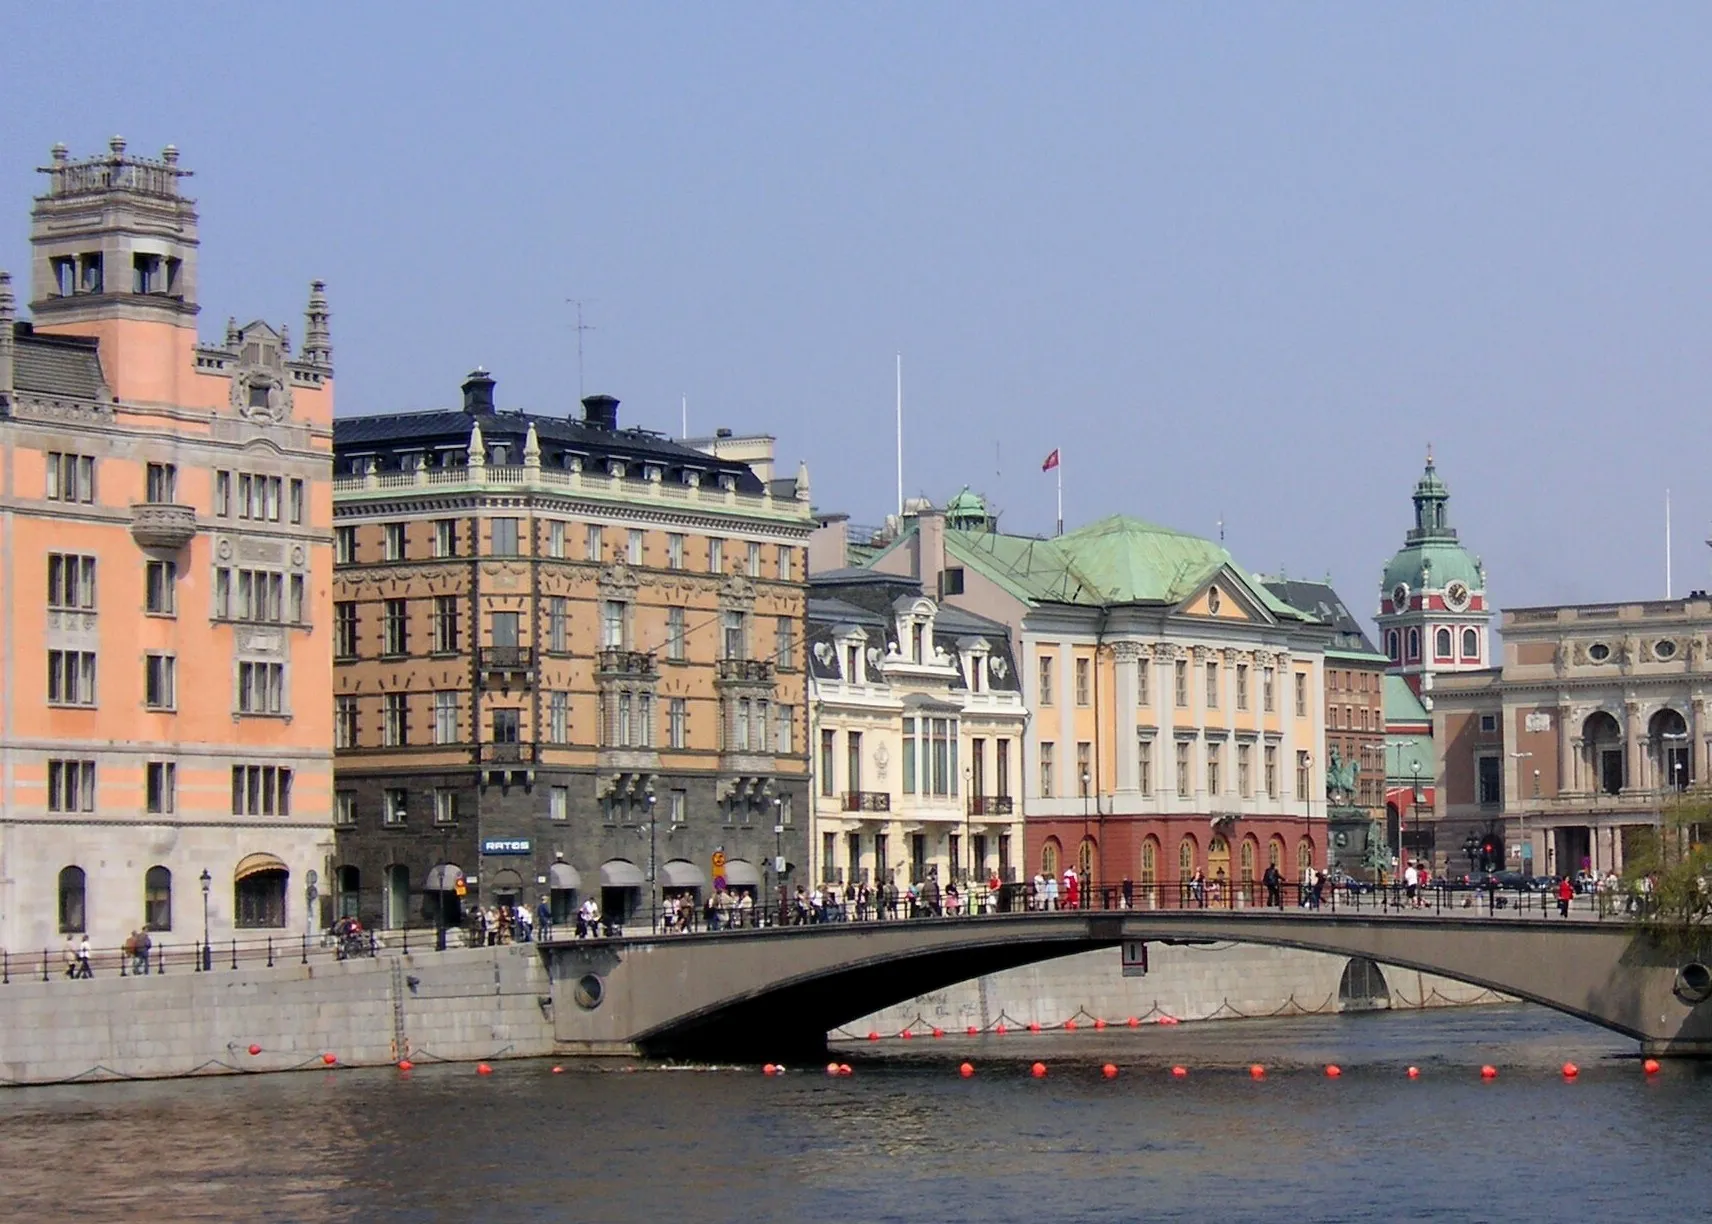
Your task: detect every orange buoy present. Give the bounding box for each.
[1127,1017,1140,1028]
[826,1062,841,1076]
[1562,1062,1579,1079]
[867,1031,880,1041]
[552,1065,563,1074]
[1249,1064,1266,1080]
[763,1063,777,1075]
[1170,1065,1188,1079]
[1406,1066,1420,1079]
[1644,1058,1662,1075]
[1064,1019,1078,1031]
[959,1062,974,1078]
[1028,1022,1042,1033]
[931,1027,945,1039]
[995,1024,1008,1036]
[476,1063,493,1076]
[1480,1065,1498,1080]
[1094,1018,1107,1030]
[1162,1016,1180,1026]
[396,1059,413,1071]
[1031,1062,1047,1078]
[840,1064,853,1077]
[966,1026,979,1036]
[248,1044,261,1056]
[900,1029,913,1040]
[321,1053,337,1066]
[1325,1065,1342,1078]
[1101,1063,1118,1079]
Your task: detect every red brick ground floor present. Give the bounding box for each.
[1026,813,1324,898]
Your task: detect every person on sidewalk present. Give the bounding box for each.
[1557,874,1574,919]
[76,934,93,978]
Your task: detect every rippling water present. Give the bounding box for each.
[1,1006,1706,1223]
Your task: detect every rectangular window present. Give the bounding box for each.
[145,761,176,814]
[1074,657,1091,706]
[232,765,293,817]
[1207,741,1221,795]
[384,522,406,561]
[708,538,724,573]
[669,697,688,749]
[1478,755,1502,805]
[380,691,407,745]
[491,611,519,649]
[670,789,687,825]
[335,525,356,564]
[1206,661,1219,708]
[549,690,569,743]
[1174,659,1188,707]
[1176,741,1191,798]
[601,601,626,649]
[434,519,457,558]
[1038,655,1054,705]
[902,719,916,794]
[215,470,232,517]
[667,533,685,570]
[546,520,565,559]
[548,597,568,653]
[775,617,795,669]
[1137,739,1153,797]
[434,691,459,744]
[820,729,837,796]
[47,650,97,706]
[47,554,97,610]
[774,703,792,753]
[289,574,305,624]
[550,786,570,822]
[847,730,864,793]
[747,541,762,577]
[144,653,175,710]
[382,787,407,826]
[236,473,282,521]
[145,462,176,504]
[335,791,356,827]
[433,596,460,653]
[1263,667,1275,713]
[721,610,747,660]
[47,760,96,812]
[1137,658,1150,707]
[1296,751,1310,800]
[335,695,358,748]
[335,602,358,659]
[777,545,793,581]
[1039,741,1055,798]
[288,478,304,525]
[1238,742,1252,797]
[225,569,285,623]
[45,452,96,503]
[628,529,645,565]
[667,606,686,661]
[492,707,521,744]
[383,599,408,656]
[237,661,286,715]
[1076,741,1091,796]
[1236,664,1249,711]
[434,789,458,825]
[585,524,603,562]
[1295,672,1308,717]
[490,518,520,557]
[1265,745,1279,798]
[996,738,1011,798]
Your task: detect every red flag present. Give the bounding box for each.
[1041,448,1060,472]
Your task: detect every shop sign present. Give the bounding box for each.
[481,838,532,856]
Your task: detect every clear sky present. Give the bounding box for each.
[4,3,1711,630]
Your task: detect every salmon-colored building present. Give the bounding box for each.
[0,140,334,953]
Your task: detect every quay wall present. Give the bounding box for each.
[846,944,1509,1037]
[0,944,554,1087]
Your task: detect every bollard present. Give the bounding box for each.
[41,949,48,983]
[267,938,275,968]
[157,942,165,975]
[2,948,8,985]
[230,939,237,970]
[301,934,308,965]
[194,940,202,972]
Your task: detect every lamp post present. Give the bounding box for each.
[1410,760,1424,873]
[1509,750,1533,875]
[643,790,659,933]
[774,795,786,924]
[962,766,972,888]
[1080,767,1092,909]
[200,868,212,972]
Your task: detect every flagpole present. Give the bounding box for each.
[1056,448,1063,537]
[895,353,903,518]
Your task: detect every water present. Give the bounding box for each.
[1,1006,1706,1223]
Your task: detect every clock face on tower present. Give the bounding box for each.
[1445,581,1470,611]
[1391,583,1410,614]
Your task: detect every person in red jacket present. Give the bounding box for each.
[1557,875,1574,919]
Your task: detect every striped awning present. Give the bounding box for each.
[234,853,288,881]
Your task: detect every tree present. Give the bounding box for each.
[1622,791,1712,954]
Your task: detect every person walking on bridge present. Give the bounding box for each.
[1262,862,1282,908]
[1557,875,1574,919]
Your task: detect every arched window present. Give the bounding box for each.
[1269,835,1285,871]
[1140,837,1159,885]
[144,866,172,931]
[1462,628,1479,659]
[1435,627,1452,659]
[1078,838,1095,883]
[1297,837,1315,881]
[1178,835,1197,879]
[1407,628,1420,660]
[1240,837,1257,883]
[1387,630,1400,660]
[58,866,86,933]
[1041,839,1060,878]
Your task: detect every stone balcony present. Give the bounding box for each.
[967,795,1015,816]
[129,503,198,550]
[842,791,892,813]
[715,657,775,685]
[597,648,658,679]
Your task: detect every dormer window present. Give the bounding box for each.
[490,445,508,466]
[912,623,926,663]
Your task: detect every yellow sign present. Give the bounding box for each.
[454,876,468,898]
[712,851,727,885]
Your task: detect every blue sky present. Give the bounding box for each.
[4,3,1711,627]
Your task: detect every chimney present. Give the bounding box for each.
[462,368,495,414]
[917,505,946,596]
[0,271,14,411]
[581,394,619,431]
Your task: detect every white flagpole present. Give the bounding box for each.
[1667,488,1673,598]
[1056,449,1064,537]
[895,353,903,517]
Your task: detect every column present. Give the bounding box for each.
[1114,643,1139,794]
[1693,696,1710,785]
[1624,700,1643,791]
[1557,704,1574,793]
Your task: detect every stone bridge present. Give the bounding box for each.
[540,911,1712,1061]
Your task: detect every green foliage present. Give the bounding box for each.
[1622,793,1712,954]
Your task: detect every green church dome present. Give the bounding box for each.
[1379,454,1483,596]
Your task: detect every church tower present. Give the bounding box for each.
[1375,451,1490,703]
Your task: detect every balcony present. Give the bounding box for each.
[129,503,198,550]
[597,648,657,678]
[478,646,536,674]
[480,741,537,765]
[716,657,775,684]
[842,791,891,813]
[967,795,1015,816]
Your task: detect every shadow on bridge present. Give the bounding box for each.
[540,910,1712,1062]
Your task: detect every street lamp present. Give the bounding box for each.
[962,765,972,888]
[642,790,659,932]
[773,795,786,924]
[1080,767,1092,909]
[1509,750,1533,875]
[200,868,212,972]
[1410,760,1424,872]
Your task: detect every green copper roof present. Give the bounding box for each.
[1385,734,1434,784]
[1380,454,1482,595]
[1383,674,1430,725]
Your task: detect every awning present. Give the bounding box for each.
[490,868,524,890]
[234,852,289,881]
[659,860,707,889]
[549,862,581,890]
[425,863,465,891]
[600,859,645,888]
[721,859,761,887]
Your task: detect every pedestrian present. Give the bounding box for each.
[1063,867,1080,911]
[1557,874,1574,919]
[1263,862,1282,908]
[63,936,78,979]
[1403,862,1419,909]
[76,934,93,978]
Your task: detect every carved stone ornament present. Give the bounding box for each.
[598,561,640,600]
[1112,642,1142,663]
[230,322,295,423]
[873,742,890,780]
[989,655,1009,681]
[718,573,757,610]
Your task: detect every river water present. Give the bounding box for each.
[1,1005,1705,1223]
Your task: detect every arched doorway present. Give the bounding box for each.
[1240,836,1258,905]
[1139,836,1160,909]
[549,861,581,926]
[234,854,288,929]
[384,864,411,929]
[1268,835,1285,873]
[600,859,645,926]
[1296,837,1315,883]
[423,863,463,930]
[1338,957,1391,1011]
[490,868,525,912]
[1583,711,1624,795]
[335,865,360,920]
[1207,835,1231,903]
[58,866,86,933]
[660,859,708,927]
[1178,834,1198,881]
[1040,839,1061,880]
[1650,708,1691,791]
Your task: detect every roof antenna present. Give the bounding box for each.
[566,298,596,399]
[1218,511,1225,543]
